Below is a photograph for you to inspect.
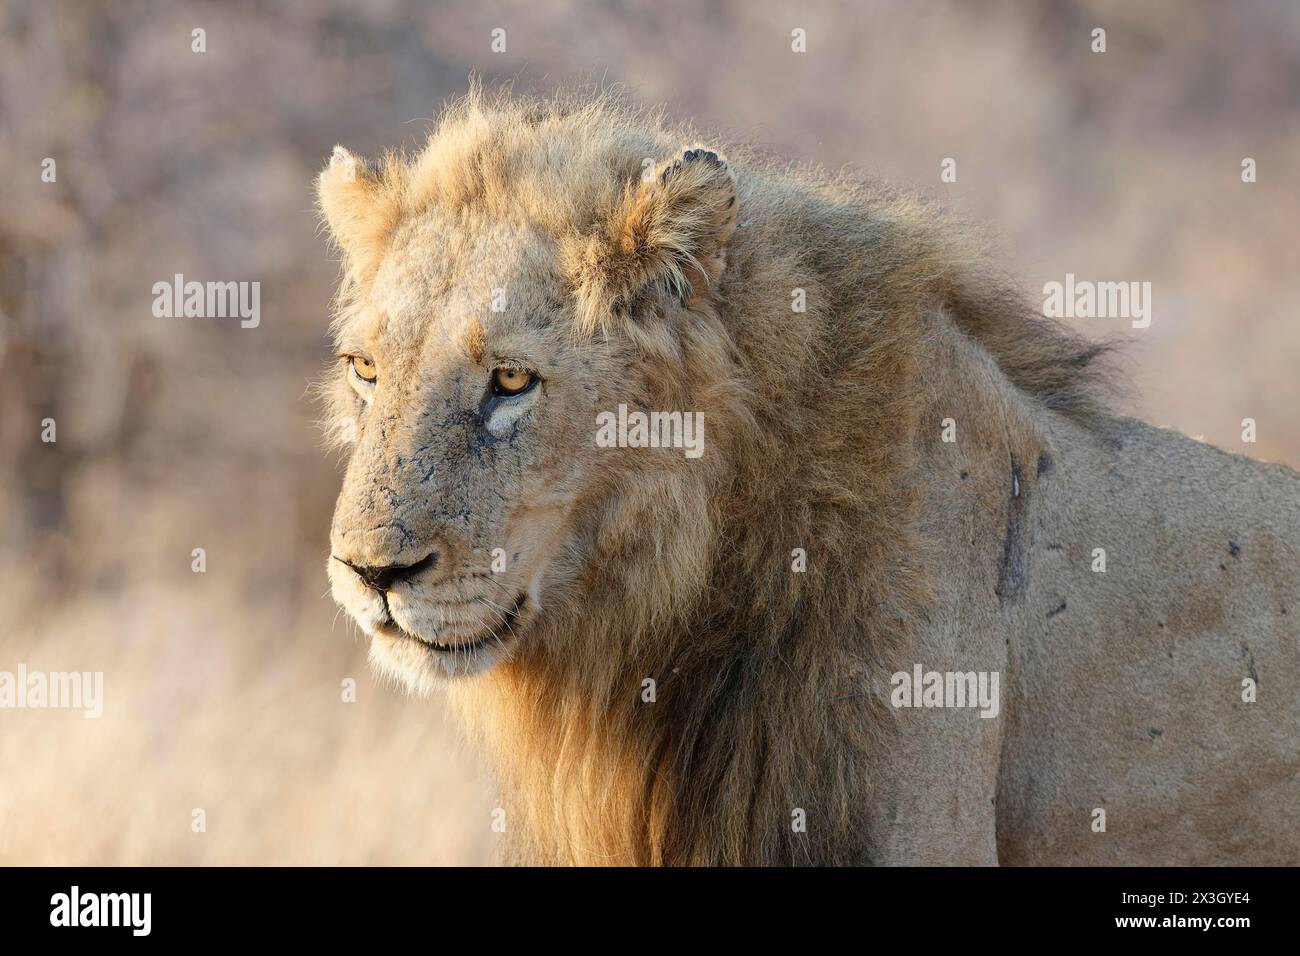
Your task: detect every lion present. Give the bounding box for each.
[316,88,1300,865]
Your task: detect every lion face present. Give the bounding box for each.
[318,122,739,689]
[326,214,605,683]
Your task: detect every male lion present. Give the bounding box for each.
[317,90,1299,865]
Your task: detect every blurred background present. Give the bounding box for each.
[1,0,1296,864]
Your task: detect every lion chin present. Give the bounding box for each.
[366,590,530,686]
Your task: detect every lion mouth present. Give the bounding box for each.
[378,591,528,656]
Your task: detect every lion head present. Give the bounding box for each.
[316,90,1121,864]
[318,94,745,689]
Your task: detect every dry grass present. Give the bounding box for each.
[0,580,496,865]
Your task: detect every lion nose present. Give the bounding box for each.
[337,552,438,591]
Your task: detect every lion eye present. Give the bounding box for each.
[350,355,377,383]
[492,367,535,396]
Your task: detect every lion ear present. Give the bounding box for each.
[317,145,400,283]
[570,147,738,332]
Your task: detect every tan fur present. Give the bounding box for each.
[317,87,1300,865]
